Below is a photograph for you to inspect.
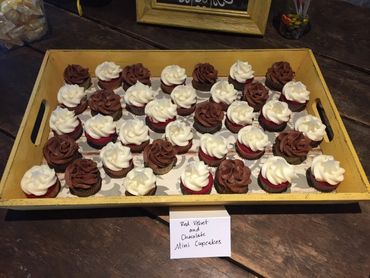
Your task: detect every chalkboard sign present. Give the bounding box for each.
[157,0,248,12]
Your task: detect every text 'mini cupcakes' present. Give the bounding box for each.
[95,61,122,90]
[84,114,117,149]
[49,107,83,140]
[236,126,269,160]
[228,60,254,91]
[57,84,87,115]
[64,64,91,90]
[280,81,310,112]
[259,100,292,132]
[165,120,193,155]
[199,133,228,167]
[225,101,254,133]
[145,98,177,133]
[100,142,134,179]
[180,161,213,195]
[160,65,187,94]
[171,85,197,116]
[124,168,157,196]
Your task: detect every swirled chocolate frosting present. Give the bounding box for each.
[65,158,101,189]
[216,159,251,193]
[192,63,218,85]
[64,64,90,85]
[122,63,151,87]
[88,89,121,115]
[266,62,294,87]
[243,82,269,111]
[195,101,224,127]
[275,131,311,158]
[144,139,177,169]
[43,135,81,168]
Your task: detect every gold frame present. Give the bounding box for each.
[136,0,272,35]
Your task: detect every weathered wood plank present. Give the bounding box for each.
[0,134,14,178]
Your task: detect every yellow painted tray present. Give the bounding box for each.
[0,49,369,209]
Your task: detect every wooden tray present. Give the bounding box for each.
[0,49,369,209]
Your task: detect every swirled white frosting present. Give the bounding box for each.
[229,60,254,83]
[282,81,310,103]
[124,81,157,107]
[84,114,116,139]
[145,98,177,123]
[57,84,86,108]
[95,61,122,81]
[125,167,156,196]
[262,100,292,124]
[161,65,187,86]
[311,155,345,185]
[21,165,57,196]
[226,101,254,125]
[181,161,210,191]
[165,120,193,147]
[100,142,133,171]
[210,80,238,105]
[49,107,79,135]
[261,156,296,185]
[200,134,228,159]
[119,119,149,145]
[171,85,197,109]
[295,115,326,142]
[237,126,269,152]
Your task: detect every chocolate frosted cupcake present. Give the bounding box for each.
[89,89,122,121]
[43,135,82,173]
[242,82,269,112]
[64,64,91,90]
[95,61,123,90]
[273,130,311,165]
[122,63,151,91]
[265,61,294,92]
[57,84,88,115]
[143,139,177,175]
[65,158,102,197]
[193,101,224,134]
[214,159,251,194]
[192,63,218,91]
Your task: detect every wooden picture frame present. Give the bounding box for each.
[136,0,272,35]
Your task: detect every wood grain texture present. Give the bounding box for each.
[0,134,14,178]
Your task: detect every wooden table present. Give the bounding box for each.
[0,1,369,277]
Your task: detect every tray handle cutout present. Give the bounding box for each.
[313,99,334,142]
[31,100,49,145]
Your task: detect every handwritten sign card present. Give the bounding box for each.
[170,206,231,259]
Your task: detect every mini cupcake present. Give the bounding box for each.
[258,156,296,193]
[57,84,87,115]
[43,135,82,173]
[214,159,251,194]
[100,142,134,178]
[49,107,83,140]
[225,101,254,133]
[165,120,193,154]
[84,114,117,149]
[306,155,345,192]
[259,100,292,132]
[143,139,177,175]
[170,85,197,116]
[180,161,213,195]
[273,130,311,165]
[124,81,157,116]
[63,64,91,90]
[192,63,218,91]
[193,101,224,134]
[88,89,122,121]
[210,80,238,111]
[160,65,187,94]
[21,165,61,198]
[118,119,150,153]
[295,115,326,147]
[145,98,177,133]
[265,61,295,92]
[95,61,122,90]
[280,81,310,112]
[199,134,228,167]
[236,126,269,160]
[242,81,269,112]
[124,168,157,196]
[65,158,102,197]
[228,60,254,91]
[122,63,151,91]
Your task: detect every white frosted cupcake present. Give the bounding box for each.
[84,114,116,149]
[259,99,292,132]
[306,155,345,192]
[49,107,82,140]
[145,98,177,133]
[57,84,87,115]
[295,115,326,147]
[124,167,157,196]
[118,119,150,153]
[228,60,255,90]
[210,80,238,111]
[170,85,197,116]
[199,133,228,167]
[160,65,187,94]
[236,126,269,160]
[165,120,193,154]
[95,61,122,90]
[180,161,213,195]
[225,101,254,133]
[100,142,134,178]
[124,81,157,116]
[280,81,310,112]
